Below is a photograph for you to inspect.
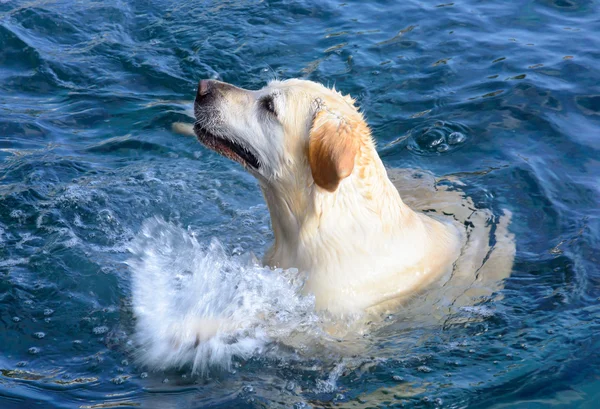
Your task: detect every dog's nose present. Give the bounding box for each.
[196,79,244,105]
[196,79,213,102]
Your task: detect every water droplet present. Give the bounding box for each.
[242,385,254,393]
[162,378,169,384]
[140,372,148,379]
[121,359,129,366]
[12,317,21,322]
[286,381,296,391]
[33,332,45,339]
[28,347,41,354]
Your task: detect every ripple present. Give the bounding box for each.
[405,120,470,155]
[0,0,599,407]
[85,136,173,155]
[1,369,45,381]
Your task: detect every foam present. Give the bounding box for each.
[128,217,321,374]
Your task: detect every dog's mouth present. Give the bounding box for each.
[193,124,260,170]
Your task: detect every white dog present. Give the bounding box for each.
[178,78,515,322]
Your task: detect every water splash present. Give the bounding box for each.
[127,217,322,374]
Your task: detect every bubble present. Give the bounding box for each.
[436,143,450,153]
[12,317,21,322]
[33,332,45,339]
[392,375,404,382]
[407,121,469,155]
[16,361,28,367]
[43,309,54,316]
[448,131,466,145]
[140,372,148,379]
[242,385,254,393]
[28,347,41,354]
[92,326,109,335]
[10,209,25,220]
[417,365,432,373]
[111,375,127,385]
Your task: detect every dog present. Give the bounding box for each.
[179,78,515,319]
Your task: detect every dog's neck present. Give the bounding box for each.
[258,144,444,312]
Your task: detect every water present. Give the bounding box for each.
[1,0,599,407]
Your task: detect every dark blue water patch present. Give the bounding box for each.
[575,95,600,115]
[0,24,44,72]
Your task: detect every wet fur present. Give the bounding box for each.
[175,78,515,340]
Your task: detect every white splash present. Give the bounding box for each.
[128,217,322,374]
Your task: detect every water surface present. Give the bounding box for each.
[1,0,599,408]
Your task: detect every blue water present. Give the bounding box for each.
[1,0,600,407]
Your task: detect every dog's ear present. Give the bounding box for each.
[308,109,359,192]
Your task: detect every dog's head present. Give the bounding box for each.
[193,79,372,192]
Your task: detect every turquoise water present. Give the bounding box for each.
[1,0,600,407]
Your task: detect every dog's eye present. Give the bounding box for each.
[261,96,277,116]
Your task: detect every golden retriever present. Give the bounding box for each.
[173,78,514,334]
